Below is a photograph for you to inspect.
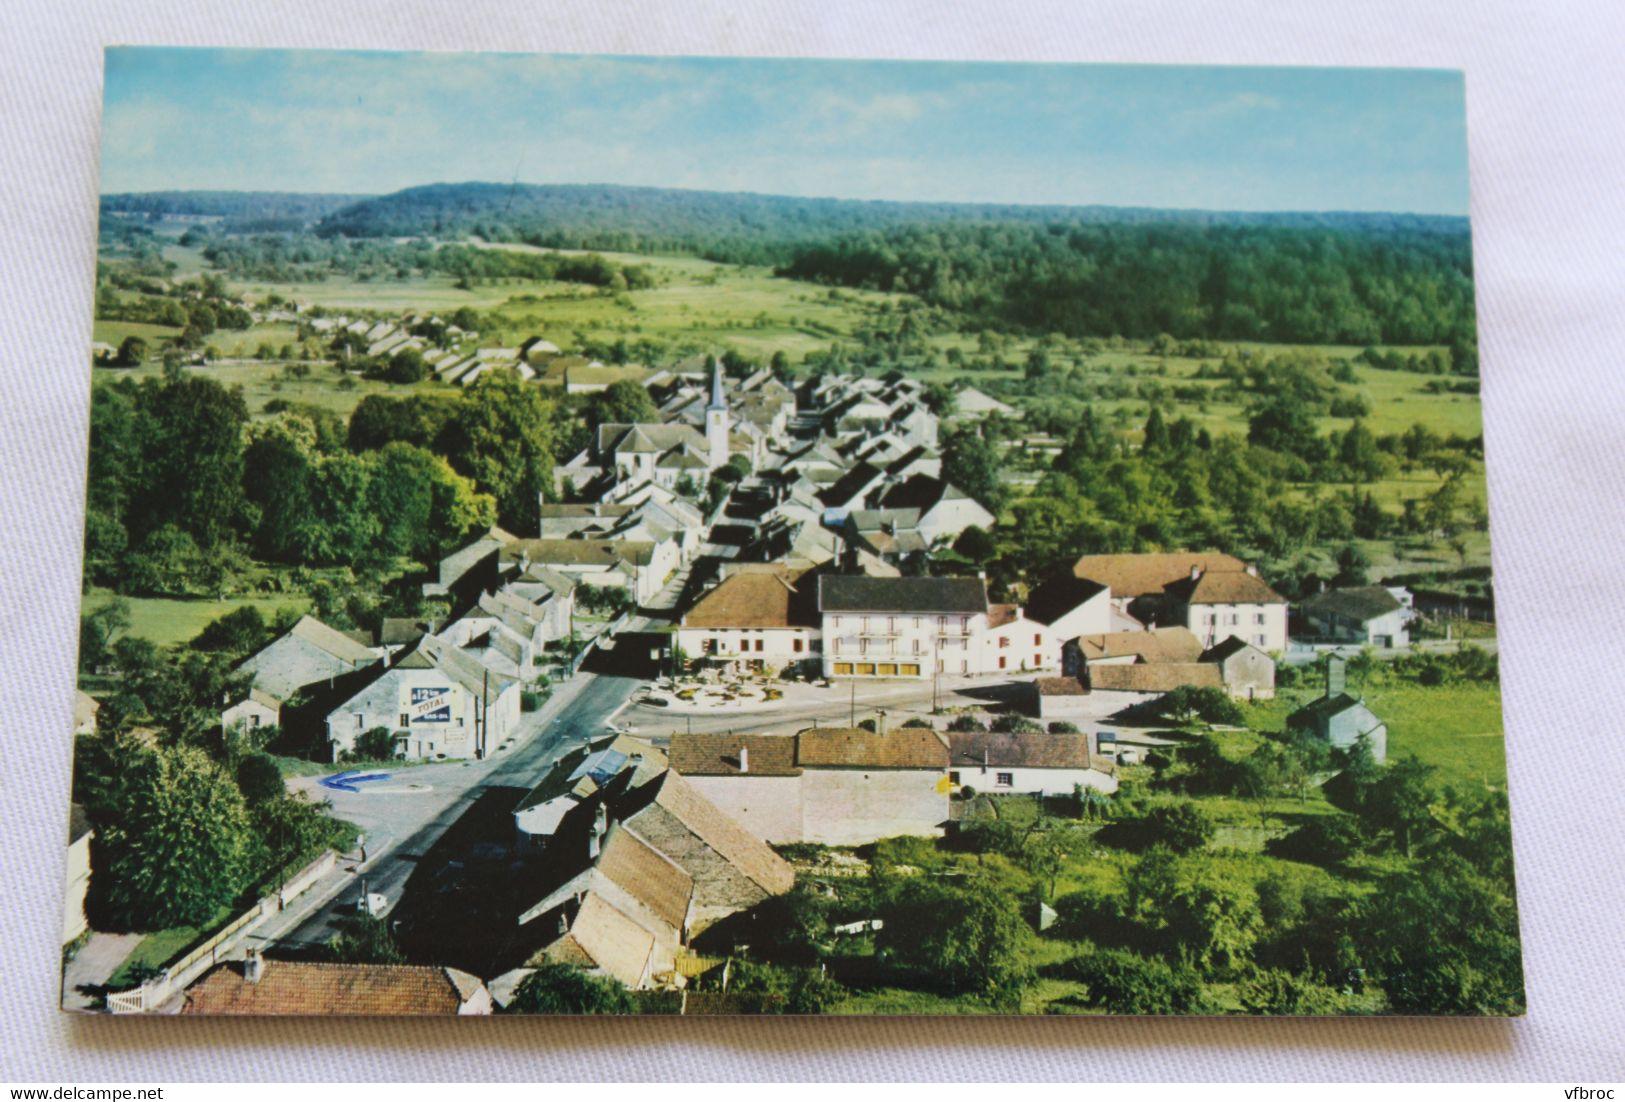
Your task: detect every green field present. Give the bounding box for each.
[1245,679,1507,789]
[82,591,311,648]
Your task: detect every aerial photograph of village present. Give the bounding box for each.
[62,48,1522,1016]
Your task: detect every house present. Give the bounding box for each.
[504,536,676,606]
[1288,657,1388,762]
[513,733,668,847]
[1033,662,1225,721]
[818,574,983,679]
[615,770,795,932]
[874,476,995,545]
[946,385,1015,420]
[1163,565,1290,652]
[980,603,1058,675]
[1300,586,1412,648]
[519,819,694,990]
[221,616,385,733]
[945,731,1117,796]
[669,727,953,846]
[322,633,520,762]
[1026,575,1112,649]
[1200,636,1277,700]
[675,564,821,675]
[1066,626,1204,672]
[181,955,492,1015]
[63,804,92,944]
[842,508,931,570]
[1067,551,1288,651]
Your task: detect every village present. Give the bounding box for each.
[66,321,1497,1016]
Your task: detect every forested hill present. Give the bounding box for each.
[779,221,1477,345]
[312,181,1467,257]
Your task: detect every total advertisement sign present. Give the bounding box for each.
[402,684,459,724]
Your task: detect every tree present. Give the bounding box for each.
[952,525,996,563]
[383,347,427,384]
[1332,543,1371,588]
[235,754,286,804]
[585,379,657,428]
[877,877,1034,1008]
[1142,406,1170,454]
[1238,969,1344,1015]
[508,963,635,1014]
[941,426,1004,512]
[1140,803,1216,854]
[324,915,405,964]
[440,371,557,531]
[138,376,249,550]
[1064,947,1207,1014]
[79,598,131,673]
[369,442,497,562]
[1361,756,1439,856]
[726,960,846,1014]
[90,744,254,930]
[1357,852,1523,1014]
[190,605,268,657]
[116,335,148,367]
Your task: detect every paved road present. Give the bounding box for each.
[254,671,639,956]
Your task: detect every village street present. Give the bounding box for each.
[246,670,639,957]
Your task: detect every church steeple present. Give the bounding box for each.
[706,356,729,470]
[708,357,726,411]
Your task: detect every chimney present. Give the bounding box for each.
[1246,563,1258,577]
[1190,564,1202,581]
[244,948,264,984]
[738,745,749,774]
[1327,655,1347,699]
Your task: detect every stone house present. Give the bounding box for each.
[674,563,822,676]
[1300,585,1412,647]
[1288,658,1388,761]
[322,633,520,762]
[945,731,1118,796]
[669,726,953,847]
[221,615,385,733]
[1200,636,1277,700]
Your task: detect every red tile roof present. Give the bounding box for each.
[181,960,487,1016]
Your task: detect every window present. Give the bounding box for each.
[400,713,410,727]
[355,714,365,729]
[1230,613,1240,625]
[999,636,1009,648]
[1255,612,1267,625]
[949,771,961,784]
[834,662,853,675]
[1034,633,1042,646]
[901,663,920,676]
[755,639,764,652]
[1256,634,1266,646]
[996,772,1014,788]
[793,638,804,654]
[913,639,923,654]
[833,616,842,629]
[1034,654,1043,667]
[998,656,1007,670]
[248,714,260,728]
[703,637,717,654]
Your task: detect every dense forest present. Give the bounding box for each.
[780,222,1477,345]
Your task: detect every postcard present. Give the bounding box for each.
[64,48,1520,1016]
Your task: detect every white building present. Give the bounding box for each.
[945,731,1118,795]
[818,575,994,679]
[323,634,520,761]
[674,564,821,675]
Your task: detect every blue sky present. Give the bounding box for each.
[101,49,1469,214]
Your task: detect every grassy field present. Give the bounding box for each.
[82,591,311,648]
[1245,680,1507,789]
[91,358,466,419]
[91,319,183,348]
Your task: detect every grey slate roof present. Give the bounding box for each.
[818,575,987,615]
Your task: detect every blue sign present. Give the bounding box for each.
[409,686,452,723]
[1097,730,1117,746]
